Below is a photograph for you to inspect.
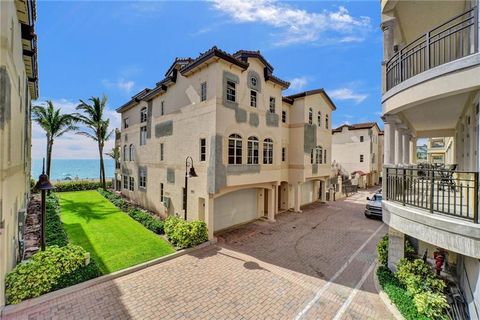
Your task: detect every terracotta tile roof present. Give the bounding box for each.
[284,89,337,110]
[332,122,381,133]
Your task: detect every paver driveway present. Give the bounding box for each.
[3,189,392,320]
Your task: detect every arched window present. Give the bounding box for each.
[317,112,321,127]
[123,145,127,161]
[325,114,329,129]
[247,136,259,164]
[129,144,135,161]
[308,108,313,125]
[140,107,147,123]
[263,138,273,164]
[228,134,242,164]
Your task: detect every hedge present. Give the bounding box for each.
[164,216,208,249]
[5,245,101,304]
[52,180,112,192]
[97,189,164,234]
[45,194,69,247]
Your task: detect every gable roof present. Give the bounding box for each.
[285,89,337,111]
[180,46,249,76]
[332,122,381,133]
[233,50,274,72]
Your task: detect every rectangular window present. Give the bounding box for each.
[282,147,286,162]
[123,118,129,129]
[360,136,364,142]
[269,97,275,113]
[372,153,375,164]
[140,126,147,145]
[360,154,364,162]
[310,149,314,164]
[324,149,327,164]
[282,110,287,123]
[160,143,164,161]
[129,177,135,191]
[123,175,128,189]
[161,101,165,115]
[139,168,147,189]
[140,108,147,123]
[263,140,273,164]
[200,82,207,102]
[316,147,322,164]
[250,90,257,108]
[226,80,236,102]
[160,183,164,202]
[200,138,206,161]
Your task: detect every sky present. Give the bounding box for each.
[32,0,383,160]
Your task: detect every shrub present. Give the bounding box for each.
[45,194,69,247]
[377,266,429,320]
[128,209,164,234]
[377,234,389,266]
[97,188,130,211]
[164,216,208,249]
[5,245,99,304]
[54,258,102,290]
[396,258,448,318]
[53,181,112,192]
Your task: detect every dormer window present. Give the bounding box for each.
[140,107,147,123]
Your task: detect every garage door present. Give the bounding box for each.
[301,181,314,206]
[214,189,258,231]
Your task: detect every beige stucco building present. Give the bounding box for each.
[332,122,383,187]
[116,47,336,238]
[381,0,480,316]
[0,0,38,308]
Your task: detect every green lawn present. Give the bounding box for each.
[58,190,174,274]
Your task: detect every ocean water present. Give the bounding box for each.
[32,159,115,181]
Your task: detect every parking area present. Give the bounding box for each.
[3,189,392,320]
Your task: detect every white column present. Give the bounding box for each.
[402,131,410,165]
[395,126,403,165]
[206,196,215,240]
[410,137,417,164]
[321,180,327,202]
[268,187,275,221]
[294,183,302,212]
[384,119,396,165]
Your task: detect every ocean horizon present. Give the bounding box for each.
[32,159,115,181]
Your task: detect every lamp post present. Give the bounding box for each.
[34,159,54,251]
[183,156,198,220]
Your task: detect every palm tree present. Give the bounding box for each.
[105,146,120,162]
[32,101,78,178]
[75,95,113,189]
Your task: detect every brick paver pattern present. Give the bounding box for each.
[3,190,393,320]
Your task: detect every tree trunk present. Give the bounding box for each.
[46,139,53,178]
[99,142,106,190]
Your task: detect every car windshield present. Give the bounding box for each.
[375,195,383,201]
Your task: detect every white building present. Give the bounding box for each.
[116,47,336,238]
[332,122,383,187]
[381,0,480,317]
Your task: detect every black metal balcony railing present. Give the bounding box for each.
[385,167,479,223]
[386,7,479,91]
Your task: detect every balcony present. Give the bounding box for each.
[385,166,478,223]
[386,7,478,91]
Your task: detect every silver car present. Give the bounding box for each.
[365,191,382,219]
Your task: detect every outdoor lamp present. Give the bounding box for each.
[184,156,198,220]
[35,159,54,251]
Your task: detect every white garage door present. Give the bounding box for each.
[301,181,314,206]
[214,189,258,231]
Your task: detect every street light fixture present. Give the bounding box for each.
[183,156,198,220]
[34,158,54,251]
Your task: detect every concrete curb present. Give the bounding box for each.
[373,263,405,320]
[1,239,217,317]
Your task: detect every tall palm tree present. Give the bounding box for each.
[75,95,113,189]
[32,101,78,178]
[105,146,120,162]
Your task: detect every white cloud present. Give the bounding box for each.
[328,88,368,104]
[210,0,371,46]
[102,78,135,94]
[289,77,308,91]
[32,99,120,159]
